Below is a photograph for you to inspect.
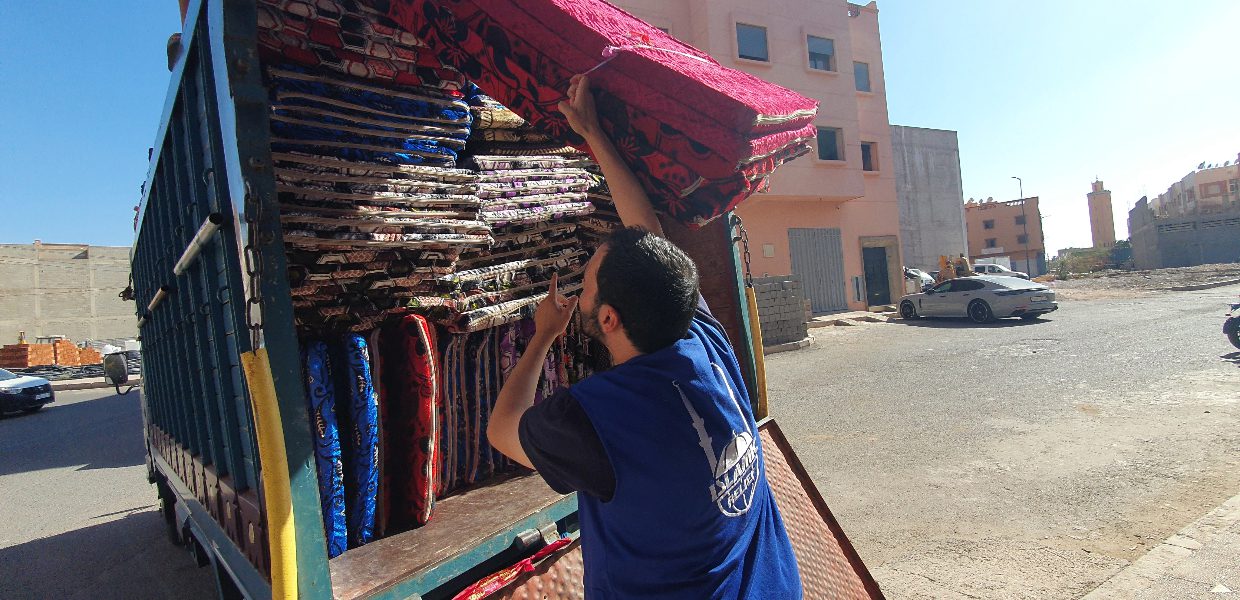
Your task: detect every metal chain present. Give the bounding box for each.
[242,181,264,351]
[731,214,755,287]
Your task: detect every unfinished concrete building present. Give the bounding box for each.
[1128,158,1240,269]
[891,125,968,271]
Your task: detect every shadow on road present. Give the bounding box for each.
[893,317,1049,329]
[0,391,145,477]
[1222,351,1240,367]
[0,510,216,600]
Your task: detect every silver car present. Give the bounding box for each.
[898,276,1058,323]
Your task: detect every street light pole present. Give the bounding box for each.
[1012,176,1032,275]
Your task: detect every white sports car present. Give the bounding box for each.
[0,368,55,414]
[898,276,1057,323]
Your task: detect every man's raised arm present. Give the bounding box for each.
[558,75,665,237]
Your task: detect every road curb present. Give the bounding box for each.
[1168,277,1240,291]
[763,336,815,355]
[51,378,142,392]
[1082,492,1240,599]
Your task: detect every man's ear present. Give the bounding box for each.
[598,304,622,334]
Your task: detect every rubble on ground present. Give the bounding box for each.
[1046,263,1240,300]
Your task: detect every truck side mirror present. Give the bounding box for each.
[103,353,129,386]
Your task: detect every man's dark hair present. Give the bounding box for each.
[595,226,700,354]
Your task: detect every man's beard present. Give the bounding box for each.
[578,303,612,371]
[581,302,604,342]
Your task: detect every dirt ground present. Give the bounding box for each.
[1045,263,1240,300]
[769,280,1240,598]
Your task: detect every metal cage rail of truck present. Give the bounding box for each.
[131,0,885,598]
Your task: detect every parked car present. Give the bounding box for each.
[899,276,1057,323]
[0,368,55,414]
[904,267,935,290]
[973,263,1029,279]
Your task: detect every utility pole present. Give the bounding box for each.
[1012,176,1032,275]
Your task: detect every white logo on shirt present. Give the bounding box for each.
[675,364,759,517]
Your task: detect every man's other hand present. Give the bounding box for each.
[534,271,579,345]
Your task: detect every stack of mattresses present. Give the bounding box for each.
[404,87,599,333]
[365,0,819,228]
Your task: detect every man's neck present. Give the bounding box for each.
[605,338,643,366]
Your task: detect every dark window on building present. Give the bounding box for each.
[860,142,877,171]
[1017,234,1029,244]
[816,127,842,161]
[854,61,871,92]
[736,23,768,61]
[985,238,997,248]
[1014,214,1026,225]
[807,35,835,71]
[983,219,995,229]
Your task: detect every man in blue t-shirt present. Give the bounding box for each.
[488,75,802,599]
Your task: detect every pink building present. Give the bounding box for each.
[612,0,903,311]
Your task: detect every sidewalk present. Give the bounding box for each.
[1083,493,1240,598]
[50,377,142,392]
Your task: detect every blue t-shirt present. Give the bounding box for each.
[520,301,802,599]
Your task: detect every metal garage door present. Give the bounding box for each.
[788,228,848,314]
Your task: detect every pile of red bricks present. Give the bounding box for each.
[52,340,81,367]
[78,347,104,365]
[0,344,55,368]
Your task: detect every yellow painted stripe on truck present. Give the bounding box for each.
[241,348,298,600]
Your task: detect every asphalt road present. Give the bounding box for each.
[768,284,1240,599]
[0,388,215,600]
[2,286,1235,599]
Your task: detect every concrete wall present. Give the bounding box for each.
[1128,205,1240,269]
[0,244,136,343]
[890,125,967,271]
[752,276,809,346]
[614,0,903,310]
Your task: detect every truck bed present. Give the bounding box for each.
[330,474,572,599]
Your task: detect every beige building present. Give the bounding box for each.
[1087,180,1116,248]
[612,0,902,311]
[0,243,136,343]
[964,197,1046,276]
[1148,158,1240,219]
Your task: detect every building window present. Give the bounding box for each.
[985,238,997,248]
[854,61,871,92]
[983,219,995,230]
[807,35,835,71]
[736,23,768,62]
[1017,234,1029,244]
[860,142,877,171]
[1014,214,1026,225]
[1229,179,1238,193]
[816,127,843,161]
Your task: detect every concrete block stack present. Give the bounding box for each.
[0,344,55,369]
[52,340,81,367]
[753,275,810,347]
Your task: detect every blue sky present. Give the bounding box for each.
[2,1,1237,254]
